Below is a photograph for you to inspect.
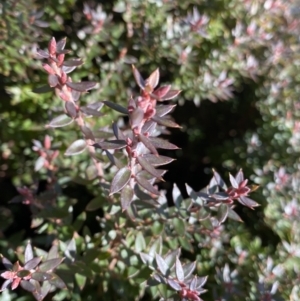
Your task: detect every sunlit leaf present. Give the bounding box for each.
[110,167,131,195]
[48,114,73,128]
[65,139,86,156]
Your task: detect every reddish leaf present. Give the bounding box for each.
[1,256,13,270]
[48,74,58,87]
[130,107,144,128]
[48,114,73,128]
[36,49,49,59]
[24,257,42,270]
[93,140,127,150]
[238,196,259,208]
[151,116,181,128]
[137,157,164,180]
[65,101,78,118]
[152,85,171,99]
[66,81,97,92]
[142,154,175,166]
[149,137,179,150]
[138,134,158,155]
[0,271,14,280]
[121,185,134,211]
[132,65,145,89]
[146,68,160,90]
[39,258,64,272]
[110,167,131,195]
[65,139,86,156]
[159,89,181,101]
[136,175,160,196]
[155,104,176,117]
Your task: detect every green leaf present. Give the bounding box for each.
[39,258,64,272]
[86,195,105,211]
[172,218,185,236]
[31,272,53,282]
[135,232,146,252]
[121,185,134,211]
[75,273,86,290]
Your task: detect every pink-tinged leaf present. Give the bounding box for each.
[146,68,160,90]
[183,262,196,279]
[1,256,13,271]
[235,169,244,184]
[0,271,14,280]
[94,140,126,150]
[112,123,126,140]
[238,196,259,208]
[195,276,208,290]
[155,104,176,117]
[71,89,81,101]
[81,126,94,140]
[32,85,53,94]
[136,175,160,196]
[20,280,36,292]
[66,81,97,92]
[130,107,144,128]
[142,120,156,134]
[48,74,58,87]
[137,157,164,180]
[36,49,49,59]
[155,254,169,276]
[227,207,243,222]
[142,154,175,166]
[39,258,64,272]
[31,272,53,282]
[65,139,86,156]
[132,65,145,89]
[104,150,124,169]
[56,37,66,52]
[24,257,42,270]
[11,277,21,290]
[138,134,158,155]
[152,85,171,99]
[175,257,184,282]
[42,64,55,75]
[65,101,78,118]
[102,101,128,114]
[229,173,239,188]
[34,156,45,172]
[213,169,227,190]
[25,242,34,262]
[217,204,229,223]
[80,106,104,117]
[189,276,198,291]
[17,270,31,278]
[48,273,66,289]
[151,116,181,128]
[110,167,131,195]
[159,89,181,101]
[62,65,76,74]
[63,58,83,67]
[48,114,73,128]
[149,137,179,150]
[58,91,69,101]
[121,185,134,211]
[167,279,182,291]
[0,279,12,292]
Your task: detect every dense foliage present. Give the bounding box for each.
[1,0,300,300]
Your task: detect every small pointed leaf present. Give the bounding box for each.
[110,167,131,195]
[229,173,239,188]
[132,65,145,89]
[20,280,36,292]
[48,114,73,128]
[102,101,128,114]
[175,257,184,282]
[137,156,163,180]
[24,257,42,270]
[151,116,181,128]
[121,185,134,211]
[146,68,159,90]
[65,139,86,156]
[159,90,181,101]
[31,272,53,282]
[136,175,160,196]
[149,137,179,150]
[155,104,176,117]
[66,81,97,92]
[155,254,169,276]
[65,101,78,118]
[138,134,158,155]
[130,107,144,128]
[39,258,64,272]
[143,154,175,166]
